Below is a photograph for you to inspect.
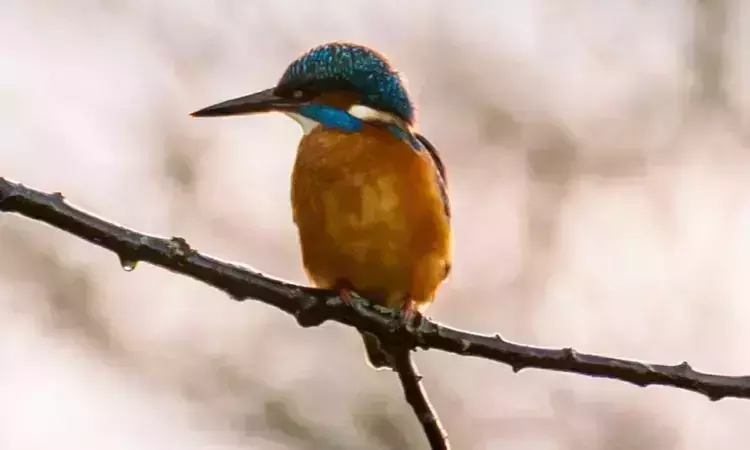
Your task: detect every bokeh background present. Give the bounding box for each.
[2,1,750,448]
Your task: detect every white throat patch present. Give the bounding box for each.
[285,112,320,135]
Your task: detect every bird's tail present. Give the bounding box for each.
[360,331,394,371]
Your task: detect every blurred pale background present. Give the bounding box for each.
[2,0,750,448]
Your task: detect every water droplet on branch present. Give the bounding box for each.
[119,255,138,272]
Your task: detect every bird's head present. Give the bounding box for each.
[191,42,415,134]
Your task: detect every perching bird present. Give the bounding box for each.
[191,42,451,370]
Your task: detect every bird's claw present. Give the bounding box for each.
[339,287,363,303]
[400,300,423,333]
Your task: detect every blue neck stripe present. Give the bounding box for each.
[296,104,422,150]
[297,104,363,133]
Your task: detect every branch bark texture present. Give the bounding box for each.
[392,349,449,449]
[2,176,750,403]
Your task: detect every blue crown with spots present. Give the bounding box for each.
[277,42,415,124]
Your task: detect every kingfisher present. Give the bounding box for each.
[191,42,452,370]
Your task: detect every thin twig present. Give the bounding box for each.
[392,349,449,449]
[2,176,750,403]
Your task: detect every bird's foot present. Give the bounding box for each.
[400,299,423,333]
[339,287,355,303]
[339,287,366,302]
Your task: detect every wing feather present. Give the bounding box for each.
[414,132,450,219]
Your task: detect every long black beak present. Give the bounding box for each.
[190,87,302,117]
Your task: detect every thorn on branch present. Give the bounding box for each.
[562,347,580,362]
[676,361,693,375]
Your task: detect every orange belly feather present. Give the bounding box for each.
[291,124,451,310]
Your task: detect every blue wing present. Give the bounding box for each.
[414,132,450,219]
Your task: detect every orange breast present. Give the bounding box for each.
[290,124,451,309]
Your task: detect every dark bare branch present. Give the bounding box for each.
[2,176,750,403]
[391,349,449,449]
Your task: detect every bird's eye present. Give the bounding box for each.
[292,89,305,99]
